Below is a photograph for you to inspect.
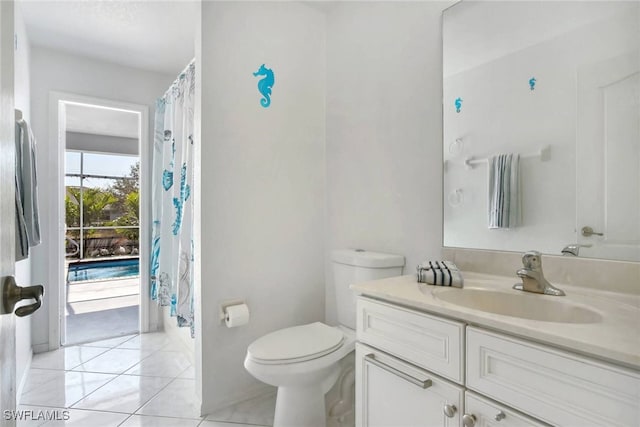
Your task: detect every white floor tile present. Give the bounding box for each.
[120,415,201,427]
[15,406,65,427]
[124,351,191,378]
[20,371,116,408]
[200,422,268,427]
[116,333,173,352]
[205,392,275,426]
[72,374,172,413]
[21,369,67,396]
[80,334,137,349]
[177,365,196,379]
[135,379,201,419]
[31,346,109,370]
[42,408,129,426]
[72,348,154,374]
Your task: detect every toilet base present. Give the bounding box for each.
[274,386,327,427]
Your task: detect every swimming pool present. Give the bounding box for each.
[67,258,139,283]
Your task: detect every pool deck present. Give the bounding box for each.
[66,277,140,315]
[66,255,139,264]
[65,274,140,345]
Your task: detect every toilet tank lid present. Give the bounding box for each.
[332,249,405,268]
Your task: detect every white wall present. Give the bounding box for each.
[324,2,452,324]
[29,47,175,350]
[443,8,637,255]
[14,3,32,397]
[198,1,326,412]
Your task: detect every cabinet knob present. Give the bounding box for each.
[495,411,506,421]
[462,414,476,427]
[443,404,457,418]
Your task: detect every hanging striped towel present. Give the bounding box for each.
[488,153,520,229]
[416,261,464,288]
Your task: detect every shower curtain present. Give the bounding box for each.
[151,60,195,337]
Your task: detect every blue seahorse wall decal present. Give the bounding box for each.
[529,77,536,91]
[253,64,275,108]
[455,97,463,113]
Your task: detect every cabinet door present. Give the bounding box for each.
[463,392,549,427]
[356,343,463,427]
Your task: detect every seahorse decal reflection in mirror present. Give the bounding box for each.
[253,64,275,108]
[454,97,463,113]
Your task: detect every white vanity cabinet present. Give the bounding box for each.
[355,297,640,427]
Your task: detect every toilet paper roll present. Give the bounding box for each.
[225,304,250,328]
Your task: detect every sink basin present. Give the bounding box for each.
[433,288,602,323]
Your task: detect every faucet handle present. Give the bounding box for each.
[521,251,543,270]
[561,243,592,256]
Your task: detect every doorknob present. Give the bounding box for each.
[581,226,604,237]
[2,276,44,317]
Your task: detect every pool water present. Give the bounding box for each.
[67,258,139,283]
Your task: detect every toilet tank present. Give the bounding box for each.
[332,249,405,330]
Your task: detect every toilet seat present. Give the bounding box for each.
[247,322,345,365]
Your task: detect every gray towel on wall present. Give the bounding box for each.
[15,119,41,260]
[488,153,520,229]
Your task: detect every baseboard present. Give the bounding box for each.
[16,348,33,405]
[32,343,49,354]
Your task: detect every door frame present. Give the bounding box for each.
[48,91,153,349]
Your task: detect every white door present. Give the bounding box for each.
[355,343,463,427]
[576,51,640,261]
[0,0,17,424]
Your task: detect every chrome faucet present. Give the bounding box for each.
[513,251,565,296]
[561,243,592,256]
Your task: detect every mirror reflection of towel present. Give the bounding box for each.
[488,153,520,229]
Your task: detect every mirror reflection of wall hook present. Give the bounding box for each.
[449,138,464,156]
[448,189,464,207]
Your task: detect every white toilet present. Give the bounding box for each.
[244,249,404,427]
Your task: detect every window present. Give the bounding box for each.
[65,151,139,259]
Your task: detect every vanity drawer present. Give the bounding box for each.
[356,298,464,383]
[466,327,640,427]
[464,391,549,427]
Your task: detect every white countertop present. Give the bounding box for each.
[351,272,640,370]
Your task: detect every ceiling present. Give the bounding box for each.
[19,0,198,74]
[65,103,139,139]
[444,1,637,77]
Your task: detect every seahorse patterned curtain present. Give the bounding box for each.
[151,61,195,337]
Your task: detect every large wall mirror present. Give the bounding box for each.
[442,1,639,262]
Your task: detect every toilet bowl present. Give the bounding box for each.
[244,322,356,427]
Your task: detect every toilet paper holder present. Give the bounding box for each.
[219,299,246,323]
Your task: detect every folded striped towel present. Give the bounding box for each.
[416,260,464,288]
[417,260,458,272]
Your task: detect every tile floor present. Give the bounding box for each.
[19,332,275,427]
